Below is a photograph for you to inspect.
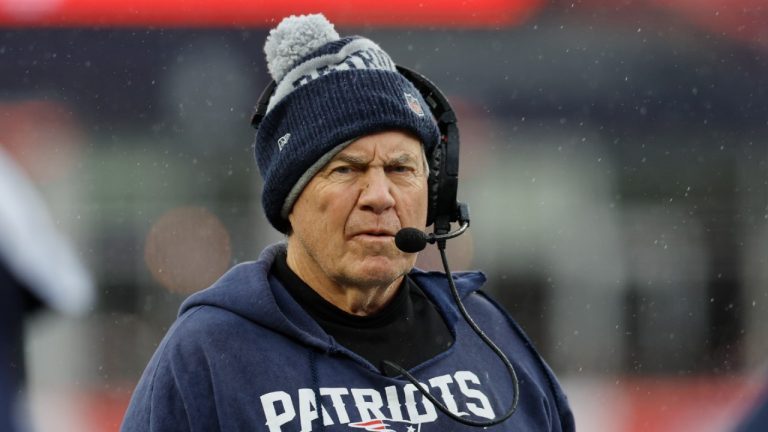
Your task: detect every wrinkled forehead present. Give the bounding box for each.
[332,131,426,164]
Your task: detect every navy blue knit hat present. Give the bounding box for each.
[254,14,440,233]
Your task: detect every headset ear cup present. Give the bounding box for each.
[394,66,459,232]
[426,140,444,227]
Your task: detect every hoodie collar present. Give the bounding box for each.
[179,242,487,356]
[180,242,334,353]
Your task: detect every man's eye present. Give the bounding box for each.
[331,166,353,174]
[388,165,412,174]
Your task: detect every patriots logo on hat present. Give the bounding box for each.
[349,418,421,432]
[404,93,425,117]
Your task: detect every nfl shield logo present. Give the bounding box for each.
[349,418,421,432]
[404,93,425,117]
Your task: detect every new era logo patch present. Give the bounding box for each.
[404,93,425,117]
[277,133,291,151]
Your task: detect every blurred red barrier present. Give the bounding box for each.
[0,0,545,28]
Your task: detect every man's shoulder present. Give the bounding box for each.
[409,270,575,430]
[409,268,487,299]
[161,260,279,352]
[178,258,273,319]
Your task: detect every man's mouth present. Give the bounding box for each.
[350,229,397,239]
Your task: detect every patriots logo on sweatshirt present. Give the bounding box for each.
[349,418,420,432]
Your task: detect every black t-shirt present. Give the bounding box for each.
[271,251,453,373]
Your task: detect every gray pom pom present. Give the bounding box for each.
[264,14,340,83]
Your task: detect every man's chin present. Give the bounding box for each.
[343,256,411,287]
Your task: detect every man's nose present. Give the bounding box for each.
[358,170,396,214]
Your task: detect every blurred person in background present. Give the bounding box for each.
[0,143,94,431]
[122,14,574,431]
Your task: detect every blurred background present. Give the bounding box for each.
[1,0,767,430]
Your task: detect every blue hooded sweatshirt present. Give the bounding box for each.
[121,243,575,431]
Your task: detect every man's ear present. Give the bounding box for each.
[285,212,294,236]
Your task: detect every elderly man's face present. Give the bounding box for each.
[288,130,428,290]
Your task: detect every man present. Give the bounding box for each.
[122,14,574,431]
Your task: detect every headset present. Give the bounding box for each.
[250,65,463,236]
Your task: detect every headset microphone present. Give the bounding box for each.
[393,228,429,253]
[395,203,471,253]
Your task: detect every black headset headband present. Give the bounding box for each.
[250,66,462,235]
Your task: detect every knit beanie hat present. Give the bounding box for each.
[254,14,440,233]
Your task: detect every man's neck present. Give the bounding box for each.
[285,243,403,316]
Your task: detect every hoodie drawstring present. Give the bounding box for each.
[310,350,326,431]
